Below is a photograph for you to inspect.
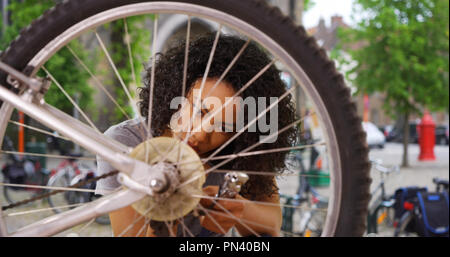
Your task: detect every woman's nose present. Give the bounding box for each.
[190,114,211,144]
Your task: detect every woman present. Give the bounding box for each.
[96,33,298,237]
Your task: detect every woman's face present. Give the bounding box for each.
[170,77,238,156]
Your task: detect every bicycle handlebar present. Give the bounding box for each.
[432,177,449,188]
[370,158,400,174]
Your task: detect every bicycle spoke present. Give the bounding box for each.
[95,27,159,163]
[0,182,96,193]
[202,84,294,164]
[182,25,222,145]
[202,39,251,100]
[162,206,177,237]
[211,169,330,178]
[177,217,194,237]
[95,31,139,117]
[172,58,277,168]
[158,32,248,167]
[167,39,253,168]
[204,112,313,173]
[76,218,96,235]
[175,139,326,177]
[8,120,71,141]
[146,16,159,137]
[164,219,176,237]
[122,17,157,162]
[66,46,130,120]
[0,150,95,161]
[2,203,84,217]
[76,25,160,163]
[98,20,162,161]
[161,15,192,170]
[205,142,326,161]
[135,217,151,237]
[196,203,228,234]
[177,114,309,190]
[182,53,275,151]
[191,194,327,212]
[182,16,191,99]
[123,18,138,95]
[197,206,300,237]
[117,204,155,237]
[42,66,101,134]
[203,197,260,237]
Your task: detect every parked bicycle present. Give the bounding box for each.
[280,143,329,237]
[45,135,110,224]
[1,136,50,205]
[366,158,399,235]
[393,177,449,237]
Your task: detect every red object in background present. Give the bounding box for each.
[403,201,414,211]
[363,94,369,122]
[418,111,436,161]
[18,111,25,153]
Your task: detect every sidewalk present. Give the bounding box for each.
[369,143,449,196]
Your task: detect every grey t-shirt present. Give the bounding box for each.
[95,118,224,236]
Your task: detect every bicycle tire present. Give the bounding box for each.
[46,170,76,213]
[3,169,48,206]
[0,0,371,236]
[394,211,415,237]
[47,170,110,225]
[2,178,37,206]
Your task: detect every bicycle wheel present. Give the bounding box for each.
[46,168,77,214]
[0,0,371,237]
[3,162,47,206]
[393,211,417,237]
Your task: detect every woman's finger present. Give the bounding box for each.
[200,185,219,207]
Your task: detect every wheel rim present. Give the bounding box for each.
[0,2,343,237]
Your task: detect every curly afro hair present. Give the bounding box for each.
[138,33,298,200]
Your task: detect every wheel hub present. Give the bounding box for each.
[127,137,205,221]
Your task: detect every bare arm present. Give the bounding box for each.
[109,206,148,237]
[234,180,282,237]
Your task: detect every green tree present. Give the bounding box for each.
[304,0,315,11]
[338,0,449,167]
[1,0,96,116]
[1,0,97,148]
[105,16,153,124]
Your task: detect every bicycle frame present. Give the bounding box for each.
[366,161,398,235]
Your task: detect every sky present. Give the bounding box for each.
[302,0,357,29]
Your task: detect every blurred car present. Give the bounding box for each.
[378,125,394,141]
[435,125,449,145]
[362,122,386,149]
[387,122,419,144]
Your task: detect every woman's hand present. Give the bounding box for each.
[199,185,245,234]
